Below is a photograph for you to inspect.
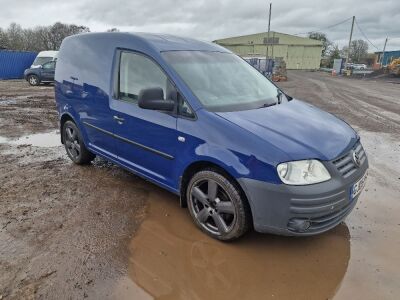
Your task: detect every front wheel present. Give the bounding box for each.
[187,170,251,241]
[63,120,95,164]
[27,75,40,86]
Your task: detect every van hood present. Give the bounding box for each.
[216,99,358,161]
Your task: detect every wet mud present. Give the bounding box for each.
[125,188,350,300]
[0,130,60,147]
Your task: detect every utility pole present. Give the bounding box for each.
[346,16,355,66]
[380,37,388,67]
[266,2,272,59]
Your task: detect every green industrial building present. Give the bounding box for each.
[214,31,323,70]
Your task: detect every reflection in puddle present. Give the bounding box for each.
[0,130,60,147]
[126,188,351,300]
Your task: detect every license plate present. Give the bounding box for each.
[351,171,368,199]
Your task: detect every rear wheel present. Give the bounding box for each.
[28,75,40,86]
[187,170,251,241]
[63,120,95,164]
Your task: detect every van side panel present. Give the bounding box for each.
[55,35,117,158]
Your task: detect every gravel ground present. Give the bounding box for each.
[0,72,399,300]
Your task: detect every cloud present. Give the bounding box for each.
[0,0,399,50]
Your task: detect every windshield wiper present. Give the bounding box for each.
[260,102,277,108]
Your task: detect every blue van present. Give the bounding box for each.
[55,33,368,241]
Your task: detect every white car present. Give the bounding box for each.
[353,64,367,70]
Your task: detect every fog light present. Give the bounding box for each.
[288,219,311,232]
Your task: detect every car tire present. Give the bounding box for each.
[63,120,95,164]
[28,75,40,86]
[186,170,251,241]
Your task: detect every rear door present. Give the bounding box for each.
[110,51,179,188]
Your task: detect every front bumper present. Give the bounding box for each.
[239,146,369,236]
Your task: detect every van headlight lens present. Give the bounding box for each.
[277,160,331,185]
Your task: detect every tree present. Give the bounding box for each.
[0,22,90,51]
[6,23,25,50]
[107,28,120,32]
[341,39,369,63]
[0,28,9,49]
[326,45,341,68]
[350,39,369,63]
[308,32,331,56]
[47,22,90,50]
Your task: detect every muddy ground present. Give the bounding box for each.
[0,73,399,300]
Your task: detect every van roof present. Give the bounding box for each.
[69,32,230,53]
[37,50,58,57]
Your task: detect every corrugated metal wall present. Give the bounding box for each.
[382,51,400,65]
[0,50,37,79]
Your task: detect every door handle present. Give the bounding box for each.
[113,115,125,124]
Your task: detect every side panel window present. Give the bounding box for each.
[119,52,168,103]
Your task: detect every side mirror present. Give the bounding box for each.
[138,87,175,111]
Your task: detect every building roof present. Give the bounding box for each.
[214,31,323,46]
[374,50,400,54]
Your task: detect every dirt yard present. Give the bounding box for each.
[0,72,399,300]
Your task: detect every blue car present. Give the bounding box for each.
[55,33,368,241]
[24,60,56,86]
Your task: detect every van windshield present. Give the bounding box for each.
[32,57,52,66]
[162,51,278,112]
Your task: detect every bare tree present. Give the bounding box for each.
[6,23,25,50]
[341,39,369,63]
[0,28,9,49]
[308,32,331,57]
[0,22,90,51]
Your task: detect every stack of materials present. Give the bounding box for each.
[271,58,287,82]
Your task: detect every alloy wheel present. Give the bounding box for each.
[190,179,236,235]
[29,76,38,85]
[64,125,81,160]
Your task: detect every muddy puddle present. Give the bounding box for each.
[0,130,60,147]
[122,188,351,300]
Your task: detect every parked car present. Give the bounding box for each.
[30,50,58,68]
[344,62,353,69]
[55,33,368,241]
[24,61,56,86]
[353,64,367,70]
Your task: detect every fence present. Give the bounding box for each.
[0,50,37,79]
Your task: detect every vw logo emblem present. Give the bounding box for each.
[352,151,361,167]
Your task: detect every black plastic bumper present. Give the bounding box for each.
[238,157,368,236]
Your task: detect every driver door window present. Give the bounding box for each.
[119,52,168,103]
[43,61,55,69]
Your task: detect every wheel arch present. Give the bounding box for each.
[25,72,35,78]
[179,160,253,225]
[60,113,76,144]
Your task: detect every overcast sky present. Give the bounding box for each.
[1,0,399,51]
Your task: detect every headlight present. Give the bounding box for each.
[277,160,331,185]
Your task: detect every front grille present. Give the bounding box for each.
[332,141,366,178]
